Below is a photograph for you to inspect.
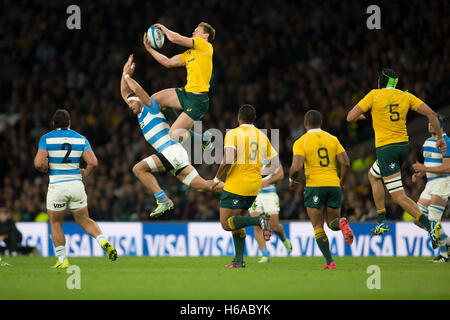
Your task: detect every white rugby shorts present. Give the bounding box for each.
[419,177,450,201]
[47,180,88,212]
[144,143,190,176]
[248,192,280,215]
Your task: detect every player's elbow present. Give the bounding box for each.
[346,113,354,122]
[86,158,98,169]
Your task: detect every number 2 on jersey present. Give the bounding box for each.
[317,148,329,167]
[62,143,72,163]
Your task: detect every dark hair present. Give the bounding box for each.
[378,68,399,88]
[304,109,322,128]
[238,104,256,123]
[53,109,70,129]
[199,22,216,42]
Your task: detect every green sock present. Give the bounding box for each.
[418,213,431,232]
[232,229,246,262]
[329,218,340,231]
[161,108,179,123]
[377,208,386,224]
[314,228,333,264]
[278,233,286,241]
[228,216,260,230]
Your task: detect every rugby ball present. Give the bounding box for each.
[147,26,165,49]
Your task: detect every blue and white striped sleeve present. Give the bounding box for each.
[83,137,92,152]
[38,135,47,150]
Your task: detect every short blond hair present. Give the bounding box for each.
[199,22,215,42]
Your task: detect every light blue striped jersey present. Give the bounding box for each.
[258,159,278,194]
[422,133,450,181]
[137,98,178,153]
[38,129,91,184]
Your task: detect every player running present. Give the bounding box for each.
[143,22,215,149]
[121,55,222,218]
[248,161,292,263]
[211,104,278,268]
[410,113,450,262]
[289,110,353,270]
[34,109,117,269]
[346,68,446,248]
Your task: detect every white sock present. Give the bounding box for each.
[55,246,66,263]
[96,234,106,246]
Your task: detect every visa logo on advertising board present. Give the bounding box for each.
[289,222,346,257]
[347,223,395,256]
[396,222,450,256]
[46,222,143,257]
[16,222,49,256]
[143,223,187,256]
[244,224,291,257]
[188,223,234,256]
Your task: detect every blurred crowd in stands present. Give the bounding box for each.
[0,0,449,222]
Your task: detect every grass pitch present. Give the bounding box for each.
[1,256,449,300]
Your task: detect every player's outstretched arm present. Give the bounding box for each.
[261,163,284,188]
[81,149,98,180]
[413,158,450,174]
[346,105,366,122]
[289,155,304,189]
[153,24,194,48]
[415,103,447,154]
[336,151,350,190]
[34,149,49,173]
[122,55,151,106]
[143,33,185,68]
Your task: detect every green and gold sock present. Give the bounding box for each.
[377,208,386,224]
[417,212,431,232]
[232,228,246,262]
[228,216,260,230]
[329,218,340,231]
[314,228,333,265]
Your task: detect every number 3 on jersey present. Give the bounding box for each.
[249,141,258,161]
[318,147,329,167]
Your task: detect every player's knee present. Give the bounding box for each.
[220,220,231,231]
[132,163,144,177]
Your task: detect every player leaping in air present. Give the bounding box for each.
[121,54,222,218]
[143,22,215,150]
[347,68,446,249]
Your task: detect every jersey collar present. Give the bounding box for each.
[240,124,255,127]
[307,128,322,133]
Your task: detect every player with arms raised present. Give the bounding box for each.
[34,109,117,269]
[289,110,353,270]
[121,55,222,218]
[143,22,215,149]
[212,104,277,268]
[347,68,445,248]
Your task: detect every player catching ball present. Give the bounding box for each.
[143,22,215,149]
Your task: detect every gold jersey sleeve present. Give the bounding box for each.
[357,89,424,148]
[178,37,213,93]
[223,125,277,196]
[292,129,344,187]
